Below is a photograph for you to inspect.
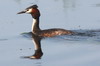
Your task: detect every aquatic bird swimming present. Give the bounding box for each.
[17,5,74,37]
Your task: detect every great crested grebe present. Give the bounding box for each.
[17,5,74,37]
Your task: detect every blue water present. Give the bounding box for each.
[0,0,100,66]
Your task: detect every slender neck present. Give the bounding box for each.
[32,18,40,33]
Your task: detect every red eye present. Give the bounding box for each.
[27,9,29,11]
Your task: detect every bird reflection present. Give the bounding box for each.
[31,34,43,59]
[22,33,43,59]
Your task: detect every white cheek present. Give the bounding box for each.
[26,9,32,13]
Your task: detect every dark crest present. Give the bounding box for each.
[26,5,38,9]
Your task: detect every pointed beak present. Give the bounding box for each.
[17,10,26,14]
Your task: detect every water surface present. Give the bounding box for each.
[0,0,100,66]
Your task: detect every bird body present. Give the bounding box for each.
[17,5,74,37]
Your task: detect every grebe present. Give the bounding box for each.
[17,5,74,37]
